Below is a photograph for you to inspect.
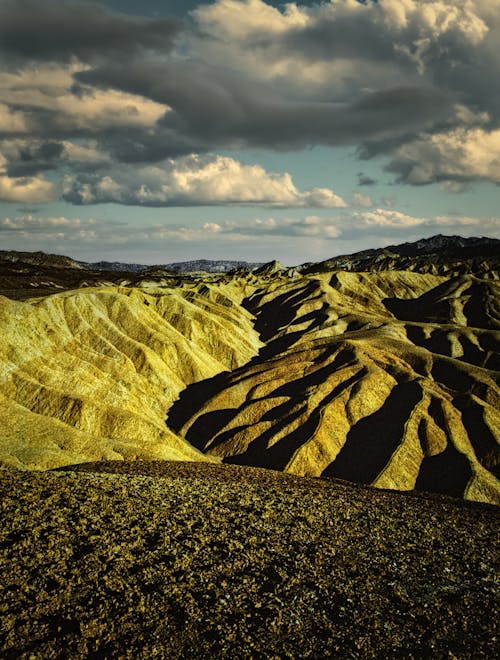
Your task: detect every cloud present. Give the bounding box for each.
[62,153,347,208]
[0,0,498,194]
[0,0,180,65]
[2,208,498,265]
[1,214,86,231]
[0,176,56,203]
[202,216,342,239]
[77,58,453,151]
[1,138,112,177]
[0,153,56,202]
[358,173,377,186]
[0,103,29,134]
[342,208,500,239]
[352,192,373,208]
[0,66,168,140]
[386,126,500,185]
[193,209,500,243]
[188,0,500,181]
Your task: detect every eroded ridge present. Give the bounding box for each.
[0,284,261,469]
[0,252,499,503]
[167,270,500,504]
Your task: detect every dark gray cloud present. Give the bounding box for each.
[358,173,377,186]
[0,0,180,65]
[77,59,454,151]
[0,0,497,199]
[5,141,64,177]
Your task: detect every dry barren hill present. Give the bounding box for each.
[0,283,261,469]
[0,236,499,504]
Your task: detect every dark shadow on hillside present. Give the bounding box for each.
[322,381,423,483]
[243,280,321,342]
[224,370,365,471]
[415,444,472,498]
[166,371,232,436]
[453,395,500,477]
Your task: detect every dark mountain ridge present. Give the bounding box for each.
[300,234,500,274]
[1,235,498,276]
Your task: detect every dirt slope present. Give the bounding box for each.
[0,462,498,658]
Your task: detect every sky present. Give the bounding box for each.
[0,0,499,265]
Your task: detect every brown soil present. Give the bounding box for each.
[0,461,498,658]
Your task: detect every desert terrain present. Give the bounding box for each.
[0,235,499,657]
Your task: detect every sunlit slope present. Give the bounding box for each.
[0,285,262,469]
[168,271,500,504]
[1,266,498,503]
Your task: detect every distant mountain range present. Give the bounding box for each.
[300,234,500,274]
[76,259,267,273]
[0,251,265,274]
[0,234,498,276]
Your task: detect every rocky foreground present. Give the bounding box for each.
[0,462,498,658]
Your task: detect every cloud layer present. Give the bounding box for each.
[0,0,498,209]
[3,208,498,264]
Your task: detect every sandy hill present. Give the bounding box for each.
[0,237,498,504]
[167,270,500,504]
[0,284,261,469]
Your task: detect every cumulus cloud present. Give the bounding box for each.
[0,154,56,203]
[387,127,500,185]
[62,154,347,208]
[0,0,498,201]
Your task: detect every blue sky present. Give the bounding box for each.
[0,0,499,265]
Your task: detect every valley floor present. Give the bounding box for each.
[0,462,498,658]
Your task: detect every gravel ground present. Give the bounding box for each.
[0,462,498,659]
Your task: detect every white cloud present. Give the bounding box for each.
[62,153,347,208]
[0,65,167,135]
[0,154,56,202]
[1,215,83,230]
[193,0,308,40]
[352,208,427,227]
[389,127,500,185]
[1,207,498,265]
[346,208,500,237]
[352,192,373,208]
[0,175,55,203]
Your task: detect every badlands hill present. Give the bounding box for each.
[0,235,499,505]
[1,236,499,657]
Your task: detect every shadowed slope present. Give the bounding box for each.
[167,272,500,504]
[0,254,498,503]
